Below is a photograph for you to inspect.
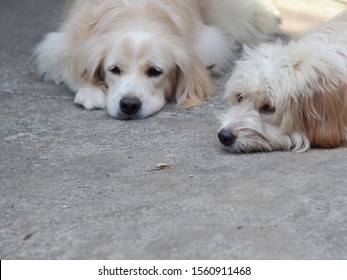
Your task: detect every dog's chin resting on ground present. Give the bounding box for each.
[34,0,280,120]
[219,11,347,153]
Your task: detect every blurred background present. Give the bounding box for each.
[275,0,346,33]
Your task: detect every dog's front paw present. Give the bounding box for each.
[74,87,106,110]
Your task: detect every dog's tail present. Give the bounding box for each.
[203,0,281,45]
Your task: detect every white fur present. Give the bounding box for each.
[104,31,170,118]
[74,87,106,110]
[219,11,347,152]
[34,32,78,90]
[34,0,280,119]
[194,25,237,75]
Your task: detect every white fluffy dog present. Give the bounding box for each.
[34,0,279,120]
[219,11,347,152]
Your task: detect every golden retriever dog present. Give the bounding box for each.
[218,11,347,152]
[35,0,279,120]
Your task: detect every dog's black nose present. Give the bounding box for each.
[120,97,142,115]
[218,129,237,147]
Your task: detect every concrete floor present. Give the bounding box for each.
[1,0,347,259]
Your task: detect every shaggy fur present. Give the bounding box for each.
[219,11,347,152]
[34,0,279,119]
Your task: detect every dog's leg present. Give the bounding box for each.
[74,86,106,110]
[35,32,107,110]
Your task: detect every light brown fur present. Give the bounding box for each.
[219,11,347,152]
[35,0,280,119]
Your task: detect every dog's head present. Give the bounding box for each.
[219,42,347,152]
[78,28,211,120]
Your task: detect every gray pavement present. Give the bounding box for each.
[1,0,347,259]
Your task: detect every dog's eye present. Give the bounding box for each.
[260,104,276,114]
[237,94,244,103]
[109,65,121,75]
[147,67,163,78]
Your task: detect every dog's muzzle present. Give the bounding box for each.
[119,97,142,117]
[218,129,237,147]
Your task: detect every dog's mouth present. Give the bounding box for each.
[218,127,276,153]
[107,95,166,120]
[113,112,146,120]
[110,108,161,120]
[218,128,237,147]
[218,128,244,153]
[107,96,145,120]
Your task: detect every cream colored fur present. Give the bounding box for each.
[35,0,279,119]
[219,11,347,152]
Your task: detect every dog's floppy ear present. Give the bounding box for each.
[81,59,107,92]
[301,77,347,149]
[90,61,107,92]
[285,65,347,149]
[280,56,347,150]
[76,38,108,92]
[174,52,212,107]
